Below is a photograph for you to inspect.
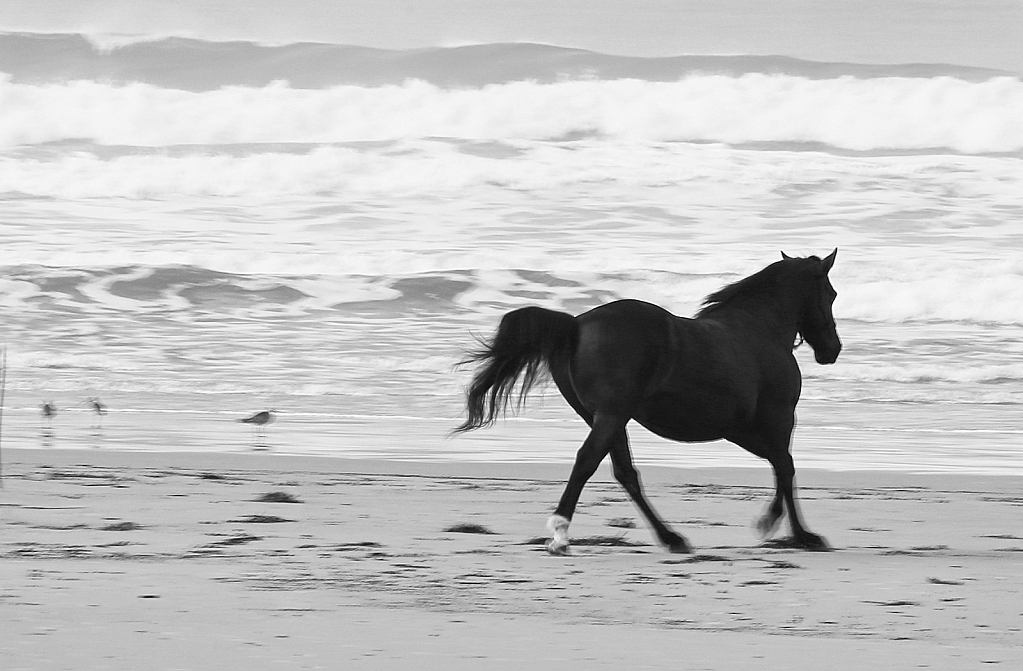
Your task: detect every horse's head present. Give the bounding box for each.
[783,249,841,365]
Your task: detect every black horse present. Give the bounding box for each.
[454,251,841,555]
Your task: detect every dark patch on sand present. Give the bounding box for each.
[255,491,302,503]
[760,537,833,551]
[232,515,293,524]
[927,577,964,585]
[883,544,950,556]
[863,599,920,607]
[444,523,498,535]
[206,534,263,547]
[332,542,384,550]
[101,521,143,531]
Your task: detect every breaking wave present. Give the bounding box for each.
[1,74,1020,153]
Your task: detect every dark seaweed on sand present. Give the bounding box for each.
[207,535,263,547]
[232,514,293,523]
[254,491,302,503]
[101,521,143,531]
[444,523,498,535]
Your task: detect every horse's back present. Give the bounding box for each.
[577,299,678,328]
[565,300,681,406]
[575,299,680,354]
[576,299,730,365]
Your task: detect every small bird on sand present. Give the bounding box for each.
[86,397,106,429]
[41,402,57,435]
[87,397,106,415]
[239,410,275,442]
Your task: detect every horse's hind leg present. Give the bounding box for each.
[547,413,626,555]
[549,354,593,427]
[609,442,690,553]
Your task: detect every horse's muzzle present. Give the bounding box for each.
[814,338,842,364]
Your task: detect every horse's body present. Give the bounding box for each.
[455,251,841,554]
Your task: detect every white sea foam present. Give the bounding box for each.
[2,138,1020,203]
[809,360,1023,386]
[1,75,1021,153]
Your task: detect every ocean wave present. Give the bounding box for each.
[838,264,1023,325]
[1,75,1021,153]
[1,33,1014,91]
[2,140,1020,212]
[808,363,1023,386]
[6,262,1021,411]
[4,263,1023,327]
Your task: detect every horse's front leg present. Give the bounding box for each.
[770,450,829,550]
[755,488,785,538]
[731,426,828,550]
[609,441,689,553]
[547,413,626,555]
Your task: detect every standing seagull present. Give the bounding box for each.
[86,397,106,429]
[239,410,275,444]
[39,400,57,443]
[41,400,57,427]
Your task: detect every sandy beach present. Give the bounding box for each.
[2,446,1022,669]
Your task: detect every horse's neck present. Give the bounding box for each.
[710,296,802,346]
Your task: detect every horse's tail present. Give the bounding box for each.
[453,306,578,433]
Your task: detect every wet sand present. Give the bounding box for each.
[6,398,1023,473]
[2,447,1023,669]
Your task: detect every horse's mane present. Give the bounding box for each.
[696,257,816,318]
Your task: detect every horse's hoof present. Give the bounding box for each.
[665,535,691,554]
[546,540,570,556]
[796,532,831,551]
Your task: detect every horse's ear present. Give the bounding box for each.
[781,251,794,260]
[821,248,838,273]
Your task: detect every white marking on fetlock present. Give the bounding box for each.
[546,514,570,555]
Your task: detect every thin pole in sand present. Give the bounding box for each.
[0,346,7,489]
